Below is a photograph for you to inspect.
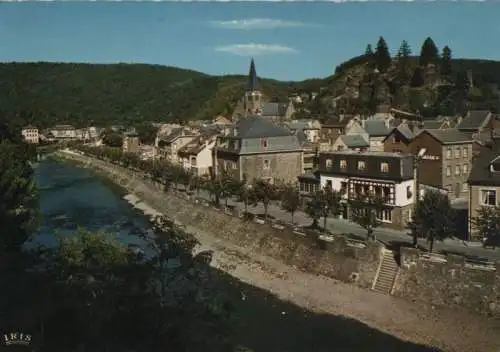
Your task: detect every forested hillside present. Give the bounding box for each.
[2,40,500,128]
[0,62,322,127]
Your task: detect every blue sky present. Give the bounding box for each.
[1,2,499,81]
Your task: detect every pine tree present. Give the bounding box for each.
[419,37,439,67]
[396,40,412,60]
[374,36,391,73]
[440,45,452,77]
[364,44,373,56]
[395,40,412,83]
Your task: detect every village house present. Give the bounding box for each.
[410,129,474,200]
[231,59,295,122]
[21,125,39,144]
[51,125,76,139]
[317,151,416,230]
[212,115,232,126]
[331,119,391,152]
[421,117,454,130]
[383,122,422,154]
[467,138,500,241]
[122,131,140,154]
[284,119,321,143]
[319,115,354,144]
[214,116,303,184]
[456,110,499,134]
[178,131,218,177]
[157,127,197,163]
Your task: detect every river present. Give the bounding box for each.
[31,159,151,248]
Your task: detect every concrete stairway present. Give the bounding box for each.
[372,249,399,294]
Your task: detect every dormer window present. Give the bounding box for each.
[490,157,500,172]
[261,139,268,148]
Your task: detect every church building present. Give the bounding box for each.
[231,59,295,123]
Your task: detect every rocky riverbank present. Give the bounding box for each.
[55,150,500,352]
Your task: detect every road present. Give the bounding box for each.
[182,186,500,262]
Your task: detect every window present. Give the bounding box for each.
[481,189,497,206]
[340,159,347,169]
[446,148,452,159]
[446,166,451,176]
[462,183,469,192]
[326,180,333,189]
[263,159,270,170]
[455,148,461,158]
[393,135,402,143]
[455,165,460,175]
[337,145,344,151]
[463,147,468,158]
[232,162,237,170]
[380,162,389,173]
[261,139,268,148]
[393,148,403,153]
[376,209,392,223]
[463,164,469,174]
[406,186,413,199]
[326,159,333,168]
[357,161,366,171]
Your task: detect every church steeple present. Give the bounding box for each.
[246,58,260,91]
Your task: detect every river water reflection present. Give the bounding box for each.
[31,160,151,248]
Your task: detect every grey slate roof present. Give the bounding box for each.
[457,110,491,131]
[468,140,500,186]
[261,102,288,117]
[363,120,390,137]
[424,129,474,145]
[340,134,369,148]
[160,127,195,143]
[396,123,419,140]
[422,120,444,129]
[236,116,292,139]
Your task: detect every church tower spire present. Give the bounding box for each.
[244,58,262,116]
[246,58,260,91]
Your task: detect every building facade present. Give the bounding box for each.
[318,151,416,230]
[51,125,76,139]
[215,116,303,184]
[21,125,39,144]
[122,132,140,153]
[157,128,197,163]
[178,133,217,177]
[467,139,500,241]
[410,129,474,200]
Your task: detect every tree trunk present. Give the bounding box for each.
[367,227,373,241]
[323,215,327,233]
[429,236,434,253]
[291,211,295,225]
[264,203,268,220]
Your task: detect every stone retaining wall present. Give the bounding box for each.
[393,247,500,316]
[56,151,383,289]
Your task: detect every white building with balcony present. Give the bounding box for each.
[318,150,416,230]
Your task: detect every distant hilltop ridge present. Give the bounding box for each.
[1,40,500,127]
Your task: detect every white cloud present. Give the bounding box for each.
[210,18,312,30]
[214,43,298,56]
